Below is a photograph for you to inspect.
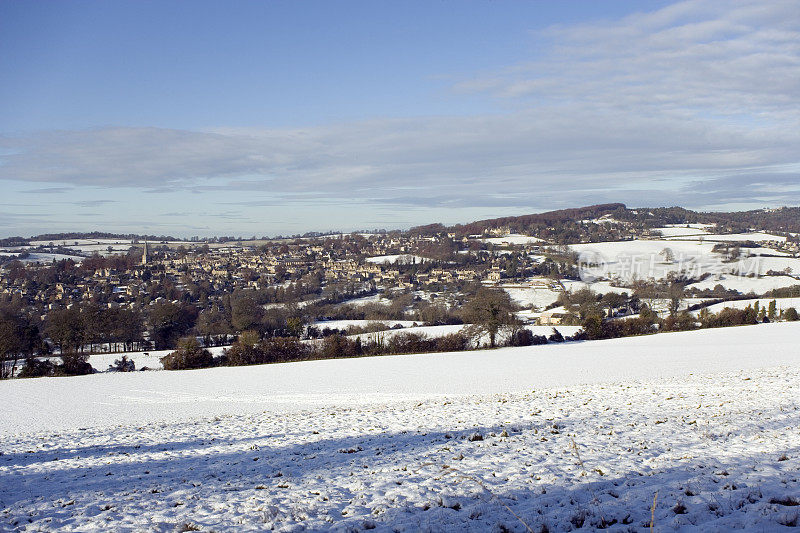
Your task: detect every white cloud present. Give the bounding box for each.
[462,0,800,120]
[0,0,798,218]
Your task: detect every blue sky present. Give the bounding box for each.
[1,0,798,238]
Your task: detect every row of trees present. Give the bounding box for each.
[161,326,570,372]
[159,330,470,371]
[160,287,577,371]
[450,204,800,241]
[1,285,522,377]
[46,305,145,354]
[0,304,100,378]
[0,307,44,379]
[581,301,799,341]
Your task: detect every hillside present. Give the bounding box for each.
[425,204,800,240]
[7,204,800,245]
[1,323,798,531]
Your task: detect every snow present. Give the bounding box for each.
[693,297,800,315]
[583,216,623,224]
[86,346,229,372]
[668,232,786,243]
[1,323,799,531]
[653,226,711,237]
[744,246,794,257]
[686,274,800,294]
[311,319,419,330]
[0,249,86,263]
[0,249,85,263]
[502,286,562,309]
[351,324,582,344]
[498,278,626,311]
[736,255,800,276]
[20,252,85,263]
[568,239,795,282]
[2,322,796,435]
[23,239,195,257]
[352,323,467,339]
[571,239,721,281]
[66,243,135,256]
[365,254,428,264]
[571,238,717,259]
[337,294,391,307]
[29,239,108,246]
[560,280,632,296]
[480,234,543,246]
[88,350,169,371]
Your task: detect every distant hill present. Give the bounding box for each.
[458,203,628,235]
[626,206,800,234]
[411,204,800,236]
[28,232,180,243]
[7,205,800,245]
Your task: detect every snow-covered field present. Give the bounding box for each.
[502,286,563,309]
[335,294,391,307]
[571,238,800,286]
[365,254,428,265]
[351,324,582,345]
[28,239,133,247]
[667,232,786,243]
[85,346,230,373]
[12,239,196,258]
[480,234,544,246]
[497,278,629,311]
[1,252,86,264]
[1,323,799,531]
[652,225,712,237]
[686,274,800,294]
[560,280,631,296]
[311,319,419,330]
[736,255,800,277]
[571,239,721,281]
[693,297,800,315]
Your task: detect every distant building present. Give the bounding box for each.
[538,308,570,326]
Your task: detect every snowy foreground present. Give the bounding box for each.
[1,324,799,531]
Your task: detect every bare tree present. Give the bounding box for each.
[462,287,517,348]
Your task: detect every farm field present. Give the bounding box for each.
[1,323,799,531]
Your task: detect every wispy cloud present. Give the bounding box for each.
[457,0,800,118]
[20,186,74,194]
[74,199,116,207]
[0,0,797,216]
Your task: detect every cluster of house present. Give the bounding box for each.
[0,231,549,311]
[771,240,800,255]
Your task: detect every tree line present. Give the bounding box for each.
[580,300,798,341]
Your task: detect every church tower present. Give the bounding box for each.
[141,240,148,266]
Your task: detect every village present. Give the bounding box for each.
[0,228,556,312]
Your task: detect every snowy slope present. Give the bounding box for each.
[2,322,799,437]
[17,252,86,263]
[694,297,800,315]
[311,319,419,330]
[737,255,800,276]
[365,254,428,264]
[1,323,799,531]
[668,232,786,243]
[686,274,800,294]
[570,239,721,281]
[86,346,229,373]
[653,225,711,237]
[350,324,582,344]
[480,234,544,246]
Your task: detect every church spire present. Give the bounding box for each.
[141,240,148,266]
